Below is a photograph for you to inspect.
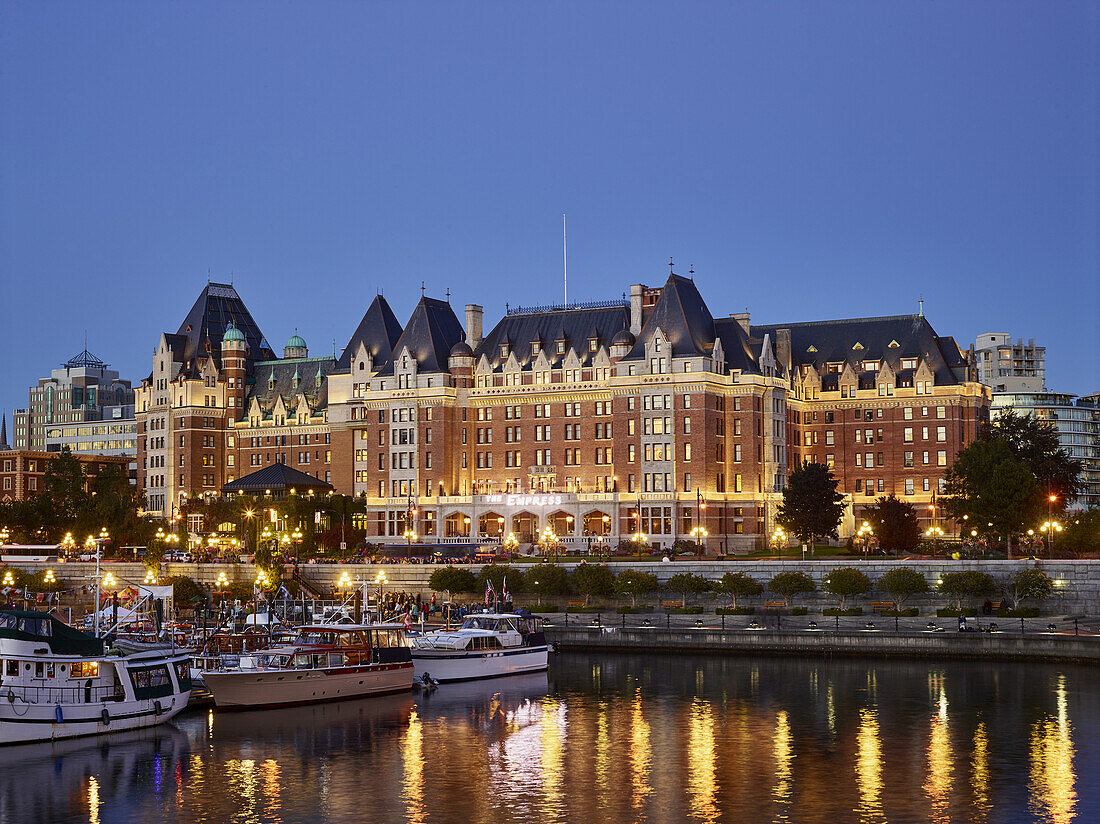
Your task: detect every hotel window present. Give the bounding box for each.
[937,451,947,466]
[905,478,915,495]
[936,427,946,442]
[684,443,692,461]
[732,444,741,462]
[904,407,913,420]
[937,406,946,419]
[903,428,913,443]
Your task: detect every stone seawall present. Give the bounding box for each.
[545,626,1100,665]
[13,558,1100,612]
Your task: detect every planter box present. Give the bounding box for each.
[615,606,655,614]
[715,607,755,615]
[823,608,863,616]
[879,608,919,617]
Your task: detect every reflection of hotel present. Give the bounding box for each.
[136,272,988,552]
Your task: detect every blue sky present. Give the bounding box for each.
[2,2,1097,426]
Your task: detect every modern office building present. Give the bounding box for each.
[12,348,134,451]
[992,391,1100,511]
[136,274,989,552]
[973,332,1046,392]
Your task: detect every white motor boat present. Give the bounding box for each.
[0,610,192,745]
[411,613,549,684]
[201,623,414,710]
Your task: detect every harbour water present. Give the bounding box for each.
[1,653,1096,823]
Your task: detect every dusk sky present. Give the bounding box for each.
[2,2,1097,425]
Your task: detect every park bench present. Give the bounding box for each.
[661,600,685,609]
[762,600,786,609]
[990,600,1003,610]
[870,601,894,610]
[567,599,586,609]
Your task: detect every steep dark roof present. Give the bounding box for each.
[222,462,333,494]
[476,305,629,369]
[750,314,963,384]
[376,297,465,376]
[246,357,339,415]
[175,283,273,371]
[335,295,404,371]
[712,318,764,375]
[621,275,716,361]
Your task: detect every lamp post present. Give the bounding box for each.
[857,521,874,559]
[292,528,303,565]
[690,525,708,557]
[925,525,944,557]
[373,569,388,617]
[632,530,648,563]
[771,526,787,560]
[1040,521,1062,559]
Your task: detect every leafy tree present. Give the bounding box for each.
[170,575,207,606]
[943,439,1038,556]
[821,567,871,610]
[614,569,659,607]
[666,572,710,605]
[38,448,88,534]
[572,564,615,605]
[863,495,921,556]
[767,571,815,607]
[478,565,525,596]
[1007,568,1054,608]
[876,567,929,610]
[712,571,763,608]
[429,567,478,599]
[937,570,995,611]
[986,409,1082,508]
[527,564,570,597]
[1061,509,1100,558]
[776,461,846,549]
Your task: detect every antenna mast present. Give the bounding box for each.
[562,213,568,306]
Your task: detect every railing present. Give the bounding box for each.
[3,683,124,705]
[506,298,629,315]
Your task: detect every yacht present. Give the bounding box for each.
[201,623,413,710]
[411,613,549,683]
[0,609,192,745]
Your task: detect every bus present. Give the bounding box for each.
[0,545,60,564]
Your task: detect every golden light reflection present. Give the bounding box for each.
[972,722,990,821]
[923,706,953,823]
[539,698,566,822]
[225,759,259,814]
[402,709,426,824]
[826,682,836,737]
[773,710,792,822]
[1028,674,1076,823]
[261,758,282,819]
[855,709,886,824]
[88,776,100,824]
[687,699,719,823]
[630,691,652,813]
[596,702,611,795]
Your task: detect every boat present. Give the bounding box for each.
[0,609,192,745]
[410,613,549,684]
[201,622,414,710]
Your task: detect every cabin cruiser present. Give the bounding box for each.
[411,613,548,684]
[201,623,413,710]
[0,610,192,744]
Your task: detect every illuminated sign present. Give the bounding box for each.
[483,494,565,508]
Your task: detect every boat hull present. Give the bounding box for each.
[411,645,548,683]
[0,691,191,745]
[202,662,413,710]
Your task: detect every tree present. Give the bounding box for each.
[572,564,615,605]
[1061,509,1100,558]
[986,409,1082,508]
[876,567,929,610]
[38,448,87,534]
[169,575,207,606]
[767,571,815,607]
[478,565,525,597]
[821,567,871,610]
[666,572,710,605]
[614,569,659,607]
[1007,568,1054,608]
[712,571,763,609]
[863,495,921,556]
[429,567,478,599]
[776,461,846,549]
[943,439,1039,556]
[937,570,995,611]
[527,564,570,598]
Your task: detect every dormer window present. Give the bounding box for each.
[556,341,566,355]
[901,357,918,370]
[531,342,540,357]
[852,342,865,351]
[268,377,275,390]
[861,360,880,372]
[500,344,510,358]
[589,338,599,352]
[654,338,662,353]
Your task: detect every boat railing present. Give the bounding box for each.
[3,683,125,705]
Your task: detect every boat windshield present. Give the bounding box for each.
[294,631,339,646]
[460,616,519,632]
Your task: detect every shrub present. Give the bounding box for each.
[527,564,570,597]
[936,607,978,618]
[790,607,809,616]
[938,571,995,611]
[615,606,655,614]
[614,569,659,607]
[876,567,930,610]
[821,568,871,610]
[665,606,704,615]
[169,575,206,605]
[712,571,764,609]
[666,572,711,604]
[880,608,919,617]
[716,607,756,615]
[823,607,863,616]
[429,566,479,597]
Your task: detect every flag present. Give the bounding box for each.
[502,576,509,601]
[484,578,494,606]
[403,610,412,631]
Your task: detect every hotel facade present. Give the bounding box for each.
[135,275,989,553]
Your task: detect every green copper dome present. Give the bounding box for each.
[223,323,246,343]
[286,333,307,350]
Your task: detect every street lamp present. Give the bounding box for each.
[60,532,76,558]
[925,525,944,557]
[689,525,708,556]
[2,571,14,587]
[143,569,157,585]
[771,526,787,559]
[1040,521,1062,558]
[857,521,874,559]
[632,530,648,562]
[43,569,56,586]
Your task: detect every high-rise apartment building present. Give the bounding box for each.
[973,333,1046,392]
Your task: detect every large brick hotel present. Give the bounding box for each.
[135,273,989,553]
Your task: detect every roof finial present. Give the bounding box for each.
[445,287,451,303]
[207,268,211,284]
[669,256,675,275]
[918,295,924,317]
[689,264,694,279]
[421,281,426,298]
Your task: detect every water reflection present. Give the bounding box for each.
[0,656,1093,823]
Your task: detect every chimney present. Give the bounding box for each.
[776,328,791,371]
[730,312,750,336]
[629,284,645,336]
[465,304,483,349]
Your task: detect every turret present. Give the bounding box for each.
[221,323,247,417]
